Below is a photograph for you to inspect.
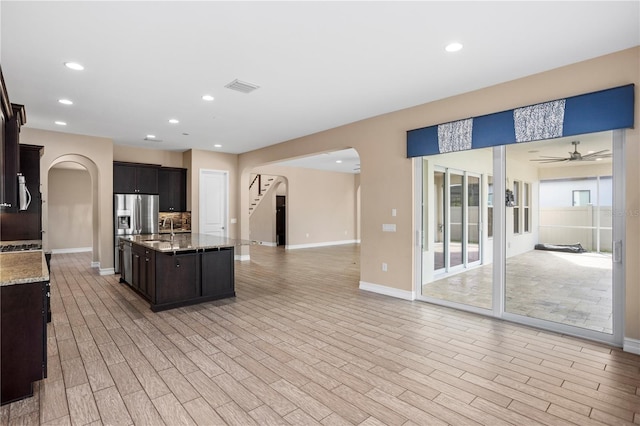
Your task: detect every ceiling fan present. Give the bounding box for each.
[530,141,611,163]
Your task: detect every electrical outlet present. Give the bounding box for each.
[382,262,388,272]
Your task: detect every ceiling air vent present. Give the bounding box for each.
[224,79,260,94]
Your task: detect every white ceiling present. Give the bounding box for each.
[2,1,639,169]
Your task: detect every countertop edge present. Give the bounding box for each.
[0,251,49,287]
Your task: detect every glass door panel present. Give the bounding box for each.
[505,136,613,334]
[421,147,493,311]
[433,170,445,272]
[467,175,481,264]
[449,172,464,269]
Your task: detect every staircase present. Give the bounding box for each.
[249,174,278,215]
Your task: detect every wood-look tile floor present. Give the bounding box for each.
[2,244,640,425]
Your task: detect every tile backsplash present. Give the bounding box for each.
[159,211,191,232]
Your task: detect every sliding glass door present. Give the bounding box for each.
[417,131,624,346]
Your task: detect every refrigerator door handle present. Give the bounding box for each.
[136,195,142,234]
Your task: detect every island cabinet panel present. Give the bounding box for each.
[131,244,154,299]
[201,248,234,297]
[154,251,199,307]
[1,281,47,405]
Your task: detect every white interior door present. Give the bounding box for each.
[199,169,228,237]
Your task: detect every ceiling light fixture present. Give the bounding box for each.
[214,144,222,148]
[54,121,67,126]
[64,62,84,71]
[146,134,156,139]
[202,95,214,101]
[336,160,342,163]
[445,42,463,52]
[58,99,73,105]
[168,119,179,124]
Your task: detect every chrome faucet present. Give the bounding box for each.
[162,217,175,241]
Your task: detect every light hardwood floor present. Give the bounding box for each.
[2,244,639,425]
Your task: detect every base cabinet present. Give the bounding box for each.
[1,281,47,405]
[131,244,155,299]
[201,248,234,297]
[120,242,235,311]
[155,251,199,306]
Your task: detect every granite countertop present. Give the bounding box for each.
[0,251,49,286]
[120,233,252,253]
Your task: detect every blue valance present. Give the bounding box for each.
[407,84,635,158]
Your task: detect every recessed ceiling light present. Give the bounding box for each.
[596,158,603,161]
[214,144,222,148]
[146,134,156,139]
[202,95,214,101]
[58,99,73,105]
[168,119,179,124]
[588,150,595,154]
[336,160,343,164]
[445,42,463,52]
[54,121,67,126]
[64,62,84,71]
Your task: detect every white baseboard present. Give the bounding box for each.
[255,241,277,247]
[51,247,92,254]
[99,267,114,276]
[359,281,416,301]
[286,240,358,250]
[235,254,250,261]
[623,338,640,355]
[91,261,99,268]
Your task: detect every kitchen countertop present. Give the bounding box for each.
[120,233,252,253]
[0,251,49,286]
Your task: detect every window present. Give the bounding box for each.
[524,182,531,233]
[513,180,521,234]
[572,189,591,206]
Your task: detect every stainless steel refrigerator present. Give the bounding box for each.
[114,194,159,273]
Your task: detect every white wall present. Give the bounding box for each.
[540,177,613,207]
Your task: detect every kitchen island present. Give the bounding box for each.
[118,233,245,312]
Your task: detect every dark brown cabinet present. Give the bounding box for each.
[0,144,43,241]
[113,162,159,194]
[119,241,235,312]
[1,103,25,212]
[155,251,199,305]
[131,244,155,300]
[1,280,47,405]
[201,248,234,297]
[158,167,187,212]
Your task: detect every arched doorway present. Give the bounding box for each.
[47,155,99,268]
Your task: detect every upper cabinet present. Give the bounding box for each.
[113,162,159,194]
[1,66,26,211]
[158,167,186,212]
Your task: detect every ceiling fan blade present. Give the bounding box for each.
[530,158,569,163]
[530,156,568,162]
[581,150,611,159]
